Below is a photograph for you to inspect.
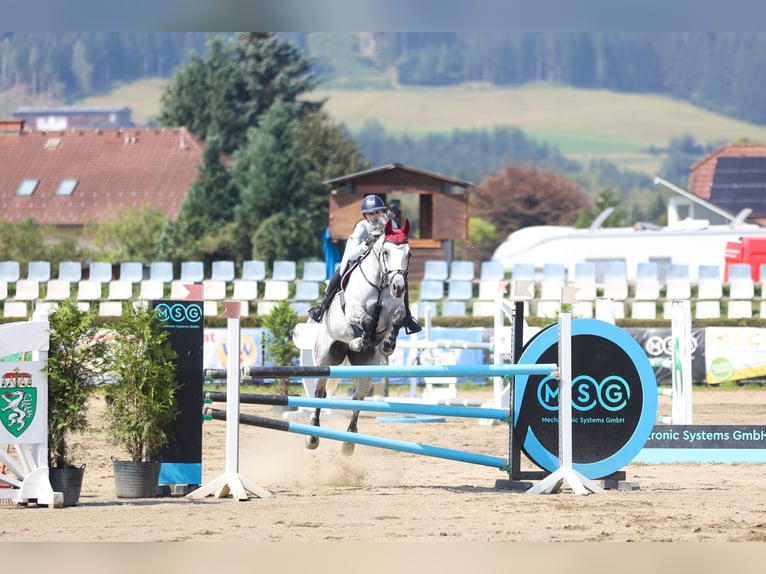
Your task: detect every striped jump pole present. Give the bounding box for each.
[205,408,508,469]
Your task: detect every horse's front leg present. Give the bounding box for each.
[306,379,327,450]
[348,312,377,353]
[342,377,372,456]
[381,305,407,355]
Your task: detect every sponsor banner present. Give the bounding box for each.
[0,361,46,444]
[625,327,706,385]
[704,327,766,384]
[203,328,264,371]
[635,424,766,463]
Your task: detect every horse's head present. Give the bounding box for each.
[378,218,411,298]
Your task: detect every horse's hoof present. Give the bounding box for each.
[349,338,363,352]
[381,342,396,355]
[306,436,319,450]
[342,442,355,456]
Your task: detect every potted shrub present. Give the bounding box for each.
[102,303,178,498]
[261,301,300,397]
[46,299,110,506]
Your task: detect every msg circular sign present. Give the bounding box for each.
[514,319,657,479]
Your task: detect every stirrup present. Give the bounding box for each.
[405,317,422,335]
[308,304,324,323]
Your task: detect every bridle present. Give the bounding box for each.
[358,235,409,292]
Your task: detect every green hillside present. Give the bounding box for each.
[79,79,766,176]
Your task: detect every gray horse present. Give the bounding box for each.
[308,218,411,454]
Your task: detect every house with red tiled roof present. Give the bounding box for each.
[0,119,204,229]
[687,143,766,227]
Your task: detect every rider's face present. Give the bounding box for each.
[365,209,386,226]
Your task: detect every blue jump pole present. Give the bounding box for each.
[324,363,557,379]
[206,392,509,420]
[206,408,508,470]
[205,363,557,380]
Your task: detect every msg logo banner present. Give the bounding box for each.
[0,361,46,444]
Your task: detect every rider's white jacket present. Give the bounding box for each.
[339,210,398,274]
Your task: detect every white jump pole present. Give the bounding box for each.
[187,302,271,501]
[527,312,604,495]
[671,299,693,424]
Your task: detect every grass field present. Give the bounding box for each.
[76,79,766,175]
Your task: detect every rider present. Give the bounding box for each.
[308,194,422,334]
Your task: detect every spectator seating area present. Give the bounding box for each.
[412,259,766,321]
[1,259,765,321]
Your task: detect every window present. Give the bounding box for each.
[54,179,78,196]
[16,179,39,197]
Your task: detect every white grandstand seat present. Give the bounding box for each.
[0,282,7,301]
[98,301,125,317]
[88,262,113,283]
[449,260,475,281]
[242,260,266,282]
[232,279,258,301]
[77,280,102,302]
[511,263,535,282]
[293,281,320,302]
[149,261,174,283]
[271,260,296,282]
[119,262,144,283]
[263,280,290,301]
[728,263,755,299]
[418,280,445,301]
[695,264,722,319]
[602,261,628,319]
[441,301,467,317]
[477,280,505,301]
[44,280,71,301]
[13,280,40,301]
[3,301,28,318]
[211,260,235,282]
[535,263,566,318]
[289,302,311,316]
[139,280,165,302]
[256,301,278,316]
[412,301,438,321]
[663,264,691,319]
[471,301,497,317]
[302,261,327,282]
[170,280,193,300]
[447,280,473,301]
[0,261,20,283]
[727,263,754,319]
[58,261,82,282]
[572,262,597,318]
[631,262,660,320]
[107,280,133,301]
[203,300,221,317]
[479,261,505,282]
[423,260,449,282]
[202,280,227,301]
[27,261,51,282]
[180,261,204,283]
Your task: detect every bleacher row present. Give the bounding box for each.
[2,258,765,321]
[414,260,766,321]
[0,259,329,319]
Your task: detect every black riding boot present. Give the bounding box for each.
[308,270,341,322]
[404,288,422,334]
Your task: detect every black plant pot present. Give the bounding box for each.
[49,464,86,507]
[112,459,161,498]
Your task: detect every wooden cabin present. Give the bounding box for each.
[324,163,472,281]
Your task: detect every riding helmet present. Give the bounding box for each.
[361,194,386,214]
